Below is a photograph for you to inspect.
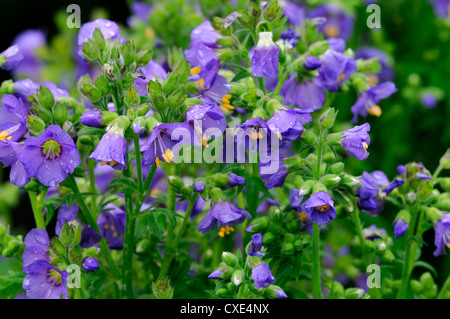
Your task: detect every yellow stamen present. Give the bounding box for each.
[367,74,379,86]
[447,242,450,249]
[324,24,340,38]
[219,103,234,113]
[336,72,346,84]
[201,134,209,148]
[218,225,234,237]
[195,78,205,90]
[316,204,331,212]
[249,131,263,140]
[161,148,174,164]
[277,131,282,141]
[100,160,118,167]
[368,105,382,117]
[150,189,161,199]
[0,130,12,142]
[362,142,368,150]
[155,157,160,167]
[104,224,109,229]
[190,66,201,76]
[298,212,309,222]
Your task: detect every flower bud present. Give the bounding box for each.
[222,251,238,267]
[53,101,68,125]
[281,242,294,255]
[417,180,434,201]
[301,130,316,145]
[37,86,55,109]
[124,87,140,108]
[323,174,341,187]
[49,237,66,257]
[59,222,71,246]
[132,117,146,135]
[152,276,174,299]
[145,117,159,130]
[345,288,365,299]
[136,48,153,67]
[81,84,102,103]
[121,40,136,66]
[263,232,276,245]
[245,217,269,233]
[27,114,45,135]
[81,41,100,62]
[2,240,20,258]
[69,245,83,264]
[167,88,187,109]
[231,269,244,286]
[299,180,315,196]
[439,148,450,170]
[82,257,99,272]
[319,108,337,128]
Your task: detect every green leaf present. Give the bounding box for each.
[108,176,138,194]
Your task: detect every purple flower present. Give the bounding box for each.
[12,30,46,81]
[259,152,288,189]
[22,228,69,299]
[77,19,121,57]
[0,45,23,70]
[421,92,438,109]
[0,94,28,142]
[257,198,279,214]
[81,110,104,128]
[394,219,409,238]
[328,38,346,52]
[13,79,40,102]
[315,49,357,92]
[356,171,404,216]
[350,82,397,123]
[340,123,371,160]
[236,118,270,153]
[280,76,325,110]
[55,204,101,248]
[248,233,265,257]
[280,28,300,49]
[208,269,225,279]
[289,188,304,211]
[197,200,252,235]
[309,5,354,40]
[141,123,190,167]
[397,165,407,175]
[281,1,305,26]
[363,225,387,241]
[429,0,450,17]
[185,41,220,91]
[267,108,312,141]
[355,48,394,84]
[251,32,279,78]
[90,125,127,170]
[251,263,275,289]
[190,21,221,48]
[185,102,227,147]
[18,125,80,187]
[82,257,100,272]
[194,180,205,193]
[135,60,167,96]
[130,1,152,22]
[2,141,30,187]
[300,191,336,226]
[98,204,126,250]
[304,56,322,70]
[433,213,450,256]
[228,173,245,187]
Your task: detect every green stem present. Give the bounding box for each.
[158,191,198,278]
[88,159,97,218]
[122,150,135,299]
[312,222,322,299]
[273,69,288,96]
[397,203,421,298]
[437,275,450,299]
[66,174,121,280]
[133,134,144,193]
[29,191,46,230]
[351,209,381,299]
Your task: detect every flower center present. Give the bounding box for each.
[367,74,379,86]
[42,139,61,159]
[101,160,118,167]
[190,66,201,76]
[368,105,382,117]
[316,204,330,212]
[218,225,234,237]
[49,269,63,285]
[0,130,12,142]
[336,72,346,84]
[195,78,205,90]
[219,94,234,114]
[324,24,340,38]
[298,212,309,222]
